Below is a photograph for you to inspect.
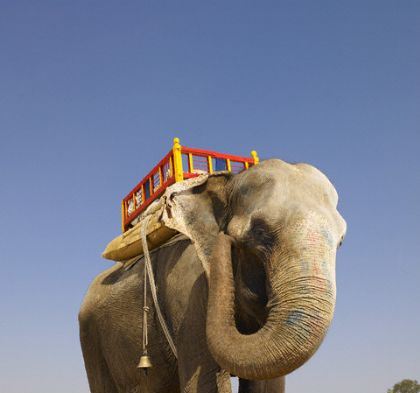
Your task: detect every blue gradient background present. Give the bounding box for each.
[1,2,419,392]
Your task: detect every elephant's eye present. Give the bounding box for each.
[249,218,275,251]
[251,220,266,238]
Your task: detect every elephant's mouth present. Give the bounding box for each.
[232,243,270,334]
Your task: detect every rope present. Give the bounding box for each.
[141,257,149,353]
[141,216,178,359]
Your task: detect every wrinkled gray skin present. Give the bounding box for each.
[79,159,346,393]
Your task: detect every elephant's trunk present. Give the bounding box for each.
[206,222,337,380]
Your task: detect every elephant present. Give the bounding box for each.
[79,159,346,393]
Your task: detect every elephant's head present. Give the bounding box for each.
[163,159,346,380]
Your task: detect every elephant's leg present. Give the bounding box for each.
[176,335,232,393]
[238,377,285,393]
[175,291,231,391]
[79,315,118,393]
[177,360,231,393]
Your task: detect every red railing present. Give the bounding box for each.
[121,151,175,232]
[121,138,258,232]
[181,146,255,179]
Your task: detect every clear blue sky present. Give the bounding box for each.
[1,2,419,392]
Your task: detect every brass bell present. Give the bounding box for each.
[137,353,152,370]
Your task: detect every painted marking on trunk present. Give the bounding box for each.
[301,260,310,275]
[285,310,305,326]
[321,228,334,248]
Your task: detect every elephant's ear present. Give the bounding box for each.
[161,173,231,277]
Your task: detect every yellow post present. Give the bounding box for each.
[172,137,184,182]
[251,150,259,165]
[226,158,232,172]
[149,177,153,194]
[245,162,249,169]
[207,156,213,174]
[169,156,174,178]
[121,200,125,232]
[141,184,145,205]
[158,166,163,187]
[188,153,194,173]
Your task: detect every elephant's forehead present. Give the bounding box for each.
[232,161,339,216]
[256,160,338,205]
[232,174,277,213]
